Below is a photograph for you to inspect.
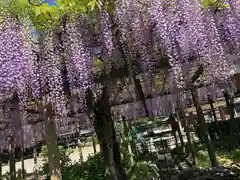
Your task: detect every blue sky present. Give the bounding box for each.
[46,0,56,6]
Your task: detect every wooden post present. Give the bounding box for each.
[0,154,2,178]
[223,90,235,122]
[122,115,133,164]
[207,95,218,123]
[191,88,218,167]
[218,107,226,120]
[175,114,185,149]
[179,108,197,165]
[185,117,197,165]
[223,90,239,147]
[92,133,97,154]
[20,146,25,178]
[33,146,39,179]
[134,78,150,118]
[127,122,137,154]
[229,95,240,136]
[207,94,221,137]
[77,138,83,162]
[44,103,62,180]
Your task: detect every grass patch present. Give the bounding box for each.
[196,142,240,168]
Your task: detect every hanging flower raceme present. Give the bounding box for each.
[228,0,240,19]
[148,0,186,89]
[148,0,236,89]
[63,15,93,90]
[175,0,234,84]
[20,17,42,100]
[175,0,199,60]
[115,0,154,72]
[219,2,240,57]
[40,30,67,117]
[63,15,93,112]
[200,9,234,83]
[0,15,34,104]
[100,8,114,57]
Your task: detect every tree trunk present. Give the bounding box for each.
[44,104,62,180]
[86,17,128,179]
[8,136,16,180]
[94,112,128,180]
[114,24,150,118]
[191,89,218,167]
[89,86,128,180]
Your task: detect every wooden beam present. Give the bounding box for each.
[186,64,204,88]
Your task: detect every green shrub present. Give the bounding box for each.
[62,153,108,180]
[197,150,211,168]
[231,149,240,162]
[39,145,74,177]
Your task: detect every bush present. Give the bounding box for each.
[62,153,108,180]
[232,149,240,162]
[197,150,211,168]
[39,145,74,177]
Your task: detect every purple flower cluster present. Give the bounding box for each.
[63,15,93,111]
[0,0,239,144]
[100,8,114,57]
[114,0,239,90]
[0,16,32,104]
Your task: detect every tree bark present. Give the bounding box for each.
[87,87,128,180]
[191,89,218,167]
[8,135,16,180]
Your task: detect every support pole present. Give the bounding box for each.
[191,88,218,167]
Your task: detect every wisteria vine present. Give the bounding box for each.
[0,0,239,148]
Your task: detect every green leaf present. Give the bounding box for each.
[201,0,229,8]
[35,6,42,16]
[93,57,103,66]
[88,0,97,11]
